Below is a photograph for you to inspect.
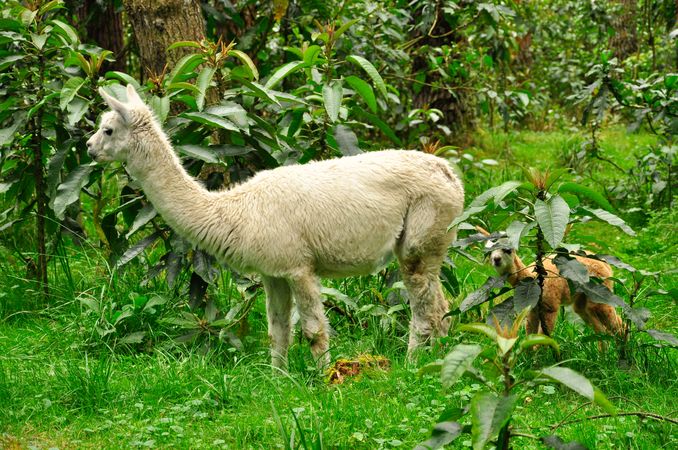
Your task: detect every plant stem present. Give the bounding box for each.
[534,189,549,336]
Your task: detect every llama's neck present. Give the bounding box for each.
[507,254,532,286]
[126,125,236,258]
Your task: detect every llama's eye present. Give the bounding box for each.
[502,248,512,254]
[104,128,113,136]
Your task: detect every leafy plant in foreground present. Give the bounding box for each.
[416,310,615,449]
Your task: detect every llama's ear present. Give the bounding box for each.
[125,84,143,106]
[99,87,131,122]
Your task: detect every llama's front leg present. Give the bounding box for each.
[401,257,450,355]
[262,276,293,370]
[288,273,331,368]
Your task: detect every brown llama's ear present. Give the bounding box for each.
[475,225,491,236]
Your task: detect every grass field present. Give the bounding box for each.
[1,129,676,449]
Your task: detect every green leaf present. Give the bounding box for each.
[59,76,86,110]
[30,33,48,50]
[449,205,487,229]
[181,111,239,132]
[558,182,614,212]
[50,19,79,45]
[104,72,142,91]
[125,204,157,239]
[520,334,560,353]
[352,106,402,146]
[540,367,594,400]
[553,256,590,284]
[534,195,570,249]
[229,49,259,81]
[460,276,506,312]
[303,45,323,65]
[417,360,443,377]
[235,77,281,106]
[167,40,202,50]
[67,97,89,126]
[116,231,162,268]
[264,61,307,89]
[333,124,361,156]
[0,55,25,71]
[470,181,521,207]
[177,144,218,163]
[119,331,146,345]
[334,18,360,39]
[345,75,377,113]
[580,207,635,236]
[513,278,541,311]
[167,82,200,94]
[470,393,517,450]
[53,164,94,220]
[441,343,482,389]
[458,323,497,342]
[322,81,342,122]
[195,66,216,111]
[346,55,388,98]
[414,422,462,450]
[168,53,205,84]
[148,96,170,124]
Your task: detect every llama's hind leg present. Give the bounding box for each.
[401,256,450,354]
[397,199,455,354]
[262,276,293,370]
[288,273,331,368]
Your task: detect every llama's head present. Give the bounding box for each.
[87,84,151,163]
[485,238,516,275]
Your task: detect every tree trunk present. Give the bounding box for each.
[68,0,125,72]
[124,0,207,80]
[610,0,638,61]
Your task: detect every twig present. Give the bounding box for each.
[551,412,678,431]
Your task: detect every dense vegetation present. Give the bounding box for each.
[0,0,676,448]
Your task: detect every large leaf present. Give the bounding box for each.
[449,205,487,229]
[59,76,86,110]
[470,393,517,450]
[513,278,541,311]
[264,61,307,89]
[125,204,157,239]
[333,124,361,156]
[205,103,249,130]
[470,181,522,207]
[229,49,259,81]
[441,344,482,388]
[352,106,402,145]
[645,329,678,346]
[195,66,216,111]
[116,231,162,268]
[53,163,94,220]
[534,195,570,249]
[580,207,635,236]
[459,276,506,312]
[553,256,590,284]
[558,182,614,212]
[414,422,463,450]
[168,53,205,84]
[345,75,377,113]
[458,323,497,342]
[346,55,388,98]
[322,81,342,122]
[505,220,533,250]
[539,366,593,399]
[181,111,240,132]
[520,334,560,353]
[177,144,218,163]
[0,55,25,71]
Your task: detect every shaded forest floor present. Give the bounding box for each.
[1,128,676,449]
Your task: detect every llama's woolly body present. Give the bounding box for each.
[487,241,624,336]
[88,85,465,368]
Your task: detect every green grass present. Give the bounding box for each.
[1,128,676,449]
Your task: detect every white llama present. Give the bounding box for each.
[87,84,465,369]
